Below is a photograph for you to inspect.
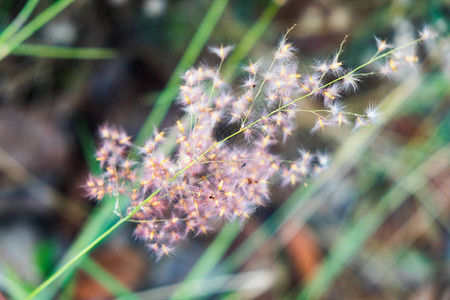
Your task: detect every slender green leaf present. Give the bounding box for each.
[11,44,116,59]
[295,75,449,299]
[25,218,127,300]
[0,0,40,45]
[296,146,447,300]
[136,0,230,143]
[80,257,140,300]
[0,258,33,300]
[222,1,281,78]
[169,222,240,300]
[0,0,74,61]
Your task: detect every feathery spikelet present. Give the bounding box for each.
[84,26,434,259]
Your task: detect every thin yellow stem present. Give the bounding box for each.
[242,25,297,126]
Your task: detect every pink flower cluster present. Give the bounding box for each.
[85,31,428,259]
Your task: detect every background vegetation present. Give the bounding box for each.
[0,0,448,299]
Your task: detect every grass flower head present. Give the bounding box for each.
[85,27,431,259]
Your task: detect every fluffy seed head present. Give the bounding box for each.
[84,30,430,259]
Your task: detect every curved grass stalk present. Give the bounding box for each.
[136,0,230,144]
[11,44,116,59]
[80,257,141,300]
[297,146,448,300]
[0,0,74,61]
[296,83,449,299]
[0,258,33,300]
[124,269,273,300]
[222,0,282,79]
[0,0,40,45]
[241,25,295,126]
[25,218,127,300]
[151,0,283,156]
[26,190,163,300]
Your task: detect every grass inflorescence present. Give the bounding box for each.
[84,27,435,261]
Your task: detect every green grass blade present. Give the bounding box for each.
[0,260,32,300]
[295,74,449,299]
[75,120,100,175]
[57,274,76,300]
[80,257,140,300]
[0,0,74,61]
[296,145,448,300]
[414,185,450,233]
[222,0,281,78]
[0,0,40,45]
[131,269,273,299]
[136,0,229,143]
[11,44,116,59]
[25,218,127,300]
[356,180,449,289]
[25,122,121,299]
[169,222,241,300]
